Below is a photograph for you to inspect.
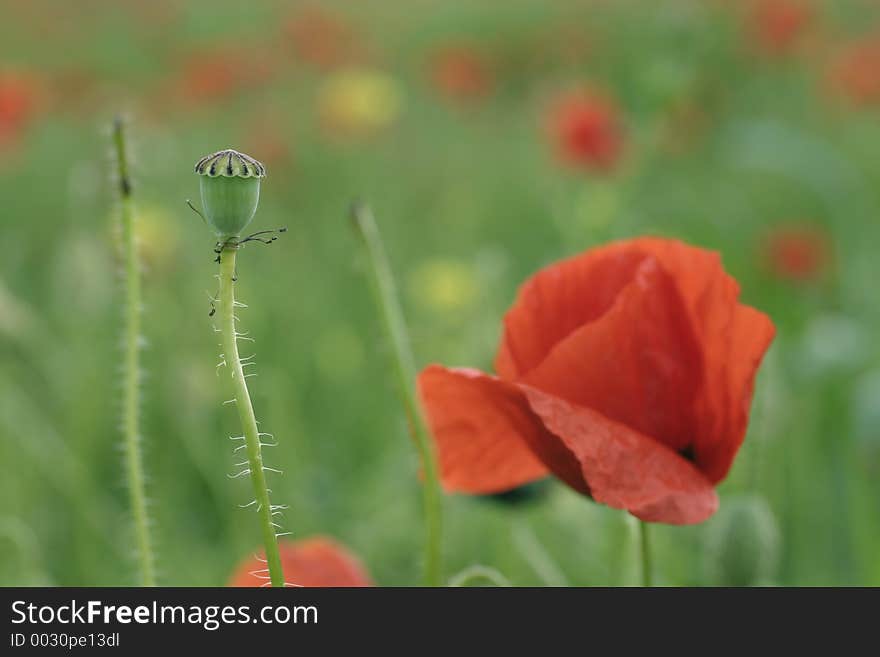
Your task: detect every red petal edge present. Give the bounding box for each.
[519,385,719,525]
[417,365,550,494]
[229,537,373,587]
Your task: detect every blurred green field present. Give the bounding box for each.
[1,0,879,586]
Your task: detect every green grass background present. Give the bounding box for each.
[0,0,878,586]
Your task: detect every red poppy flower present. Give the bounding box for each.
[48,68,101,115]
[418,238,775,525]
[172,48,275,104]
[243,112,294,171]
[181,54,238,101]
[546,89,624,173]
[429,45,494,103]
[229,537,373,587]
[746,0,813,56]
[0,71,38,146]
[826,35,880,106]
[283,6,363,71]
[762,225,829,282]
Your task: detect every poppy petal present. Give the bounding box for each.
[521,256,703,453]
[417,365,551,494]
[229,537,373,587]
[631,239,775,482]
[495,245,647,379]
[519,386,718,525]
[696,304,776,482]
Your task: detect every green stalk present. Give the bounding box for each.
[350,203,443,587]
[217,247,284,587]
[448,565,512,587]
[111,117,156,586]
[638,520,652,587]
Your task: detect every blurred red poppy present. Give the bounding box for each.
[283,6,364,71]
[243,112,294,171]
[418,238,775,525]
[174,48,275,104]
[746,0,813,56]
[429,45,494,103]
[182,56,237,101]
[48,68,101,115]
[229,537,373,587]
[826,35,880,106]
[546,89,623,173]
[762,225,829,282]
[0,71,38,147]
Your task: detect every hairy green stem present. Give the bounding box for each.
[638,520,652,587]
[112,117,156,587]
[218,248,284,587]
[350,203,443,587]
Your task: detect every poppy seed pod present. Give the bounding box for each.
[194,149,266,239]
[704,495,781,586]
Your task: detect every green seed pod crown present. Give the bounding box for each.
[195,149,266,239]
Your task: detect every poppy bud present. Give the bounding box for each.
[194,148,265,239]
[704,495,781,586]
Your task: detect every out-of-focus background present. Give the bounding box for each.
[0,0,878,586]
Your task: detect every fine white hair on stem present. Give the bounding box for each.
[215,248,289,587]
[113,116,156,587]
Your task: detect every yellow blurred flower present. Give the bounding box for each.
[317,69,403,139]
[408,258,479,315]
[110,203,179,275]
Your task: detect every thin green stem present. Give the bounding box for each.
[112,117,156,587]
[350,203,443,587]
[448,565,512,587]
[638,520,652,587]
[218,247,285,587]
